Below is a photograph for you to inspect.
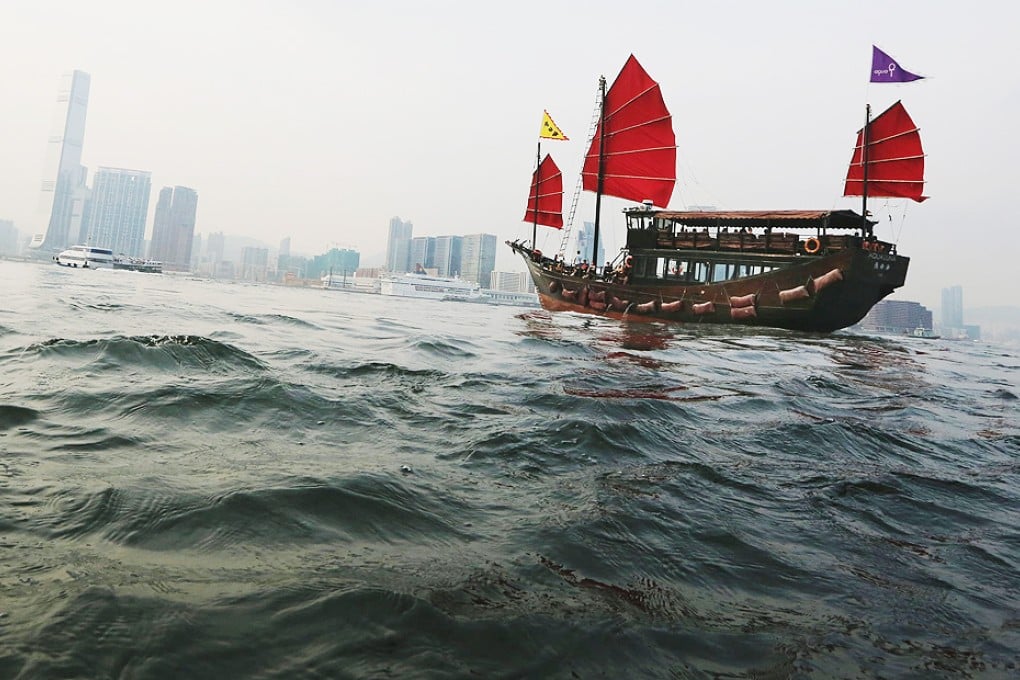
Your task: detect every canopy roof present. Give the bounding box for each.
[629,209,873,230]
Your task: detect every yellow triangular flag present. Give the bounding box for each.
[539,110,569,141]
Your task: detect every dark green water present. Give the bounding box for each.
[0,260,1017,678]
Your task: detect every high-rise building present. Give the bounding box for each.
[385,217,413,273]
[0,219,18,256]
[36,70,91,252]
[207,231,225,265]
[192,233,202,269]
[433,235,463,277]
[577,221,605,267]
[410,236,436,272]
[85,167,151,257]
[149,186,198,271]
[311,248,360,279]
[941,285,964,330]
[241,246,269,282]
[461,233,497,287]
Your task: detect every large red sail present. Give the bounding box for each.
[523,154,564,229]
[582,55,677,208]
[844,100,927,202]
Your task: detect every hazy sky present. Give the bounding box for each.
[1,1,1017,310]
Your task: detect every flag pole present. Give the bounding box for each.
[862,103,871,235]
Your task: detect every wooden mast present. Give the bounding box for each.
[591,75,607,269]
[532,141,541,249]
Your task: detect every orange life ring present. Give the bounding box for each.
[804,237,821,254]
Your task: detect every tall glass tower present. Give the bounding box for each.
[941,285,964,330]
[38,70,91,252]
[86,168,152,258]
[149,186,199,270]
[385,217,413,273]
[461,233,497,287]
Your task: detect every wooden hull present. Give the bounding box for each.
[509,243,908,333]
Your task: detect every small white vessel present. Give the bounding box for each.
[54,245,115,269]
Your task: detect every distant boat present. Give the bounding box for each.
[54,245,162,273]
[906,327,940,339]
[54,245,114,269]
[379,271,482,301]
[510,54,927,333]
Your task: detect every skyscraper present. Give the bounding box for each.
[149,186,199,270]
[941,285,964,330]
[577,221,605,266]
[385,217,413,273]
[207,231,225,265]
[410,236,436,272]
[0,219,18,256]
[433,235,463,277]
[241,246,269,282]
[461,233,497,287]
[37,70,90,252]
[85,167,151,257]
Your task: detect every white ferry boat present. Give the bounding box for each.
[54,245,163,273]
[379,272,481,301]
[54,245,115,269]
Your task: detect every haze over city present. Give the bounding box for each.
[1,0,1017,311]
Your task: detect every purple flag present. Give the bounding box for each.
[871,45,924,83]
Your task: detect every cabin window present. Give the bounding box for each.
[656,257,668,279]
[711,263,735,282]
[666,258,686,280]
[688,261,709,283]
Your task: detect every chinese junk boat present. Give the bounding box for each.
[509,55,927,333]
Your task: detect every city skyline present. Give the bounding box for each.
[1,2,1018,311]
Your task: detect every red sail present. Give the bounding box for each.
[844,100,927,202]
[582,55,677,207]
[523,153,564,229]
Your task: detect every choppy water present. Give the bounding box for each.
[0,260,1017,678]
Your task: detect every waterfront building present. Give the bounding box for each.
[191,233,202,270]
[36,70,91,252]
[240,246,269,282]
[85,167,151,257]
[432,235,463,278]
[0,220,18,256]
[207,231,225,265]
[385,217,413,273]
[311,247,360,279]
[410,236,436,272]
[461,233,497,287]
[859,299,933,333]
[149,186,199,270]
[490,271,535,293]
[941,285,964,330]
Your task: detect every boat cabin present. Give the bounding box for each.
[621,208,890,285]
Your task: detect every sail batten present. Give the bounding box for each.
[524,154,564,229]
[582,55,677,207]
[844,100,927,203]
